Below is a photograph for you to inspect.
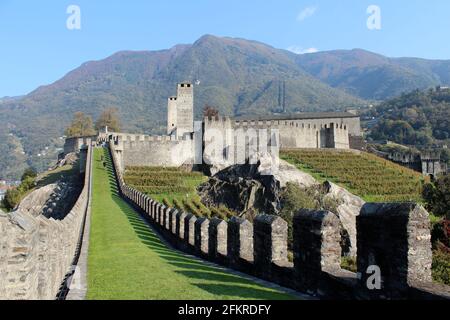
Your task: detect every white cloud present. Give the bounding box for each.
[287,46,319,55]
[297,6,317,22]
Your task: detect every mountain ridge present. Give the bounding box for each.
[1,34,449,179]
[295,48,450,100]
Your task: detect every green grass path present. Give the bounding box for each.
[86,148,295,300]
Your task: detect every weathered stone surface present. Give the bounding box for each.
[156,204,162,224]
[110,138,450,300]
[199,163,281,215]
[187,214,197,246]
[16,184,58,217]
[254,215,288,270]
[195,218,209,254]
[272,159,317,189]
[209,218,227,258]
[323,181,365,257]
[164,207,171,230]
[177,212,188,239]
[145,198,151,215]
[0,147,90,300]
[160,205,167,227]
[170,209,178,235]
[198,157,362,238]
[293,210,342,293]
[151,201,157,219]
[228,217,254,263]
[357,203,433,299]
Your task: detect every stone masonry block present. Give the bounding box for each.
[357,203,432,298]
[209,218,228,258]
[195,218,210,254]
[228,217,254,264]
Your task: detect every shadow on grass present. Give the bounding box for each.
[97,148,294,300]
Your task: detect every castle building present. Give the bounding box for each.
[168,83,194,138]
[65,83,363,170]
[167,96,177,135]
[388,151,448,177]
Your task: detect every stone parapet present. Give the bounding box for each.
[109,142,450,300]
[0,145,93,300]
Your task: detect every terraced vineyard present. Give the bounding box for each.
[281,149,426,203]
[124,166,235,219]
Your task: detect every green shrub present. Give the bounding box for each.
[1,169,37,210]
[173,199,183,211]
[210,208,227,220]
[218,205,236,219]
[183,199,202,217]
[280,183,312,247]
[341,256,357,273]
[432,248,450,285]
[19,177,36,193]
[192,199,211,218]
[3,189,21,211]
[21,168,37,182]
[162,198,171,208]
[423,175,450,218]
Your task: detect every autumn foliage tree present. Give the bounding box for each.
[95,108,121,132]
[65,112,96,138]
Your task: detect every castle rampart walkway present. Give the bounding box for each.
[86,148,296,300]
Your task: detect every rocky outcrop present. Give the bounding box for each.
[199,154,318,217]
[323,182,365,257]
[272,160,317,189]
[199,158,365,257]
[199,163,281,216]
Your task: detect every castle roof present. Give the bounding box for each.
[235,112,359,122]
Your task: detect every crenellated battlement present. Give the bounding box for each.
[61,83,361,171]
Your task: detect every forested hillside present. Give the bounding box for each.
[2,35,450,179]
[296,49,450,100]
[0,35,364,179]
[366,88,450,149]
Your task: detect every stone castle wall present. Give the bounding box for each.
[113,134,197,170]
[95,115,351,174]
[234,116,361,136]
[205,116,351,151]
[0,145,93,300]
[109,142,450,300]
[64,136,97,154]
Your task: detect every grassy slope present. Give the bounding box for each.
[87,148,294,300]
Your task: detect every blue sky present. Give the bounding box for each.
[1,0,450,97]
